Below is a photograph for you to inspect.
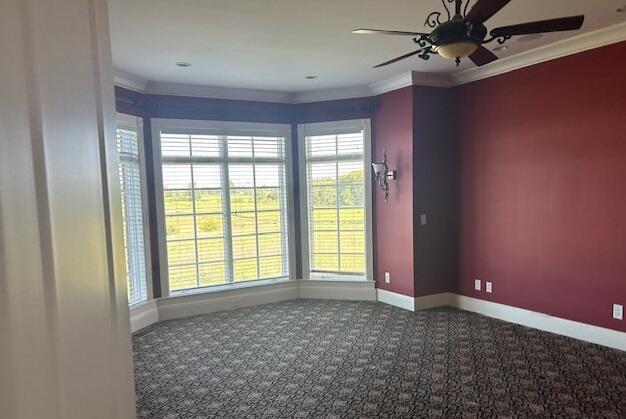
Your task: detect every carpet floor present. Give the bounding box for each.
[133,300,626,418]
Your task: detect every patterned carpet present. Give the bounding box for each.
[133,300,626,418]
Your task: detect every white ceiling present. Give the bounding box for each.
[109,0,626,93]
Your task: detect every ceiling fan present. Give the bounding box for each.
[353,0,584,68]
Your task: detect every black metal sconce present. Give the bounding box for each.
[372,147,397,203]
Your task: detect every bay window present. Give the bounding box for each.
[153,119,293,294]
[116,114,151,305]
[298,119,373,281]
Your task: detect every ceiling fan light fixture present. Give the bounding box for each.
[436,41,478,59]
[354,0,585,69]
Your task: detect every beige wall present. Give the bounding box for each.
[0,0,136,418]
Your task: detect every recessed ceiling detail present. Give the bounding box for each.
[109,0,626,93]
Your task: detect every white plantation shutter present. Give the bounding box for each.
[116,115,149,305]
[157,122,291,293]
[300,120,371,281]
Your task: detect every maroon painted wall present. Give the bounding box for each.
[373,87,416,297]
[371,86,458,298]
[456,41,626,332]
[413,86,458,297]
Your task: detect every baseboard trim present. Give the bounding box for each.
[133,279,377,329]
[300,280,376,301]
[130,285,626,351]
[129,300,159,333]
[414,292,456,311]
[376,290,457,312]
[376,289,415,311]
[376,290,625,351]
[453,295,626,352]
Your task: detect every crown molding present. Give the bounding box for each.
[114,69,450,104]
[113,70,293,103]
[113,23,626,102]
[145,81,293,103]
[367,71,452,95]
[453,21,626,86]
[113,69,149,91]
[368,72,414,96]
[290,85,373,103]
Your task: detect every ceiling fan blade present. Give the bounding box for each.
[353,28,428,36]
[491,15,584,37]
[466,0,511,23]
[469,45,498,66]
[373,48,426,68]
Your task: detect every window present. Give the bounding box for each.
[116,114,150,305]
[153,120,293,294]
[299,120,373,281]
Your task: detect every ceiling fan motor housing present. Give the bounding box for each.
[430,18,487,50]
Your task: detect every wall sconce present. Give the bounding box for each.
[371,147,397,203]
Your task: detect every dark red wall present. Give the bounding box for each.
[413,86,458,297]
[456,41,626,332]
[373,87,416,296]
[372,86,458,298]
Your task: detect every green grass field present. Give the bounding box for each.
[164,169,365,291]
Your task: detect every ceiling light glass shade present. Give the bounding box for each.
[436,41,478,59]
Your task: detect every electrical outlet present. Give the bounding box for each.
[384,272,391,284]
[474,279,481,291]
[614,304,624,320]
[420,214,427,226]
[486,282,493,293]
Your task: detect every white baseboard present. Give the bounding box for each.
[129,300,159,333]
[158,280,299,321]
[299,280,376,301]
[375,290,625,351]
[376,289,455,311]
[454,295,626,352]
[414,292,456,310]
[131,279,377,331]
[376,289,416,311]
[376,290,456,311]
[129,283,626,352]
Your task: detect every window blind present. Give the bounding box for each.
[116,117,149,305]
[159,131,289,292]
[304,130,366,279]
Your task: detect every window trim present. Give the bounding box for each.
[116,113,153,306]
[151,118,296,297]
[297,119,374,282]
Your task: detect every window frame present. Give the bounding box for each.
[151,118,296,297]
[116,113,153,306]
[297,119,374,282]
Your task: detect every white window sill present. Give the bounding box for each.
[309,273,369,282]
[167,277,292,298]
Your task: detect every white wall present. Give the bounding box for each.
[0,1,136,418]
